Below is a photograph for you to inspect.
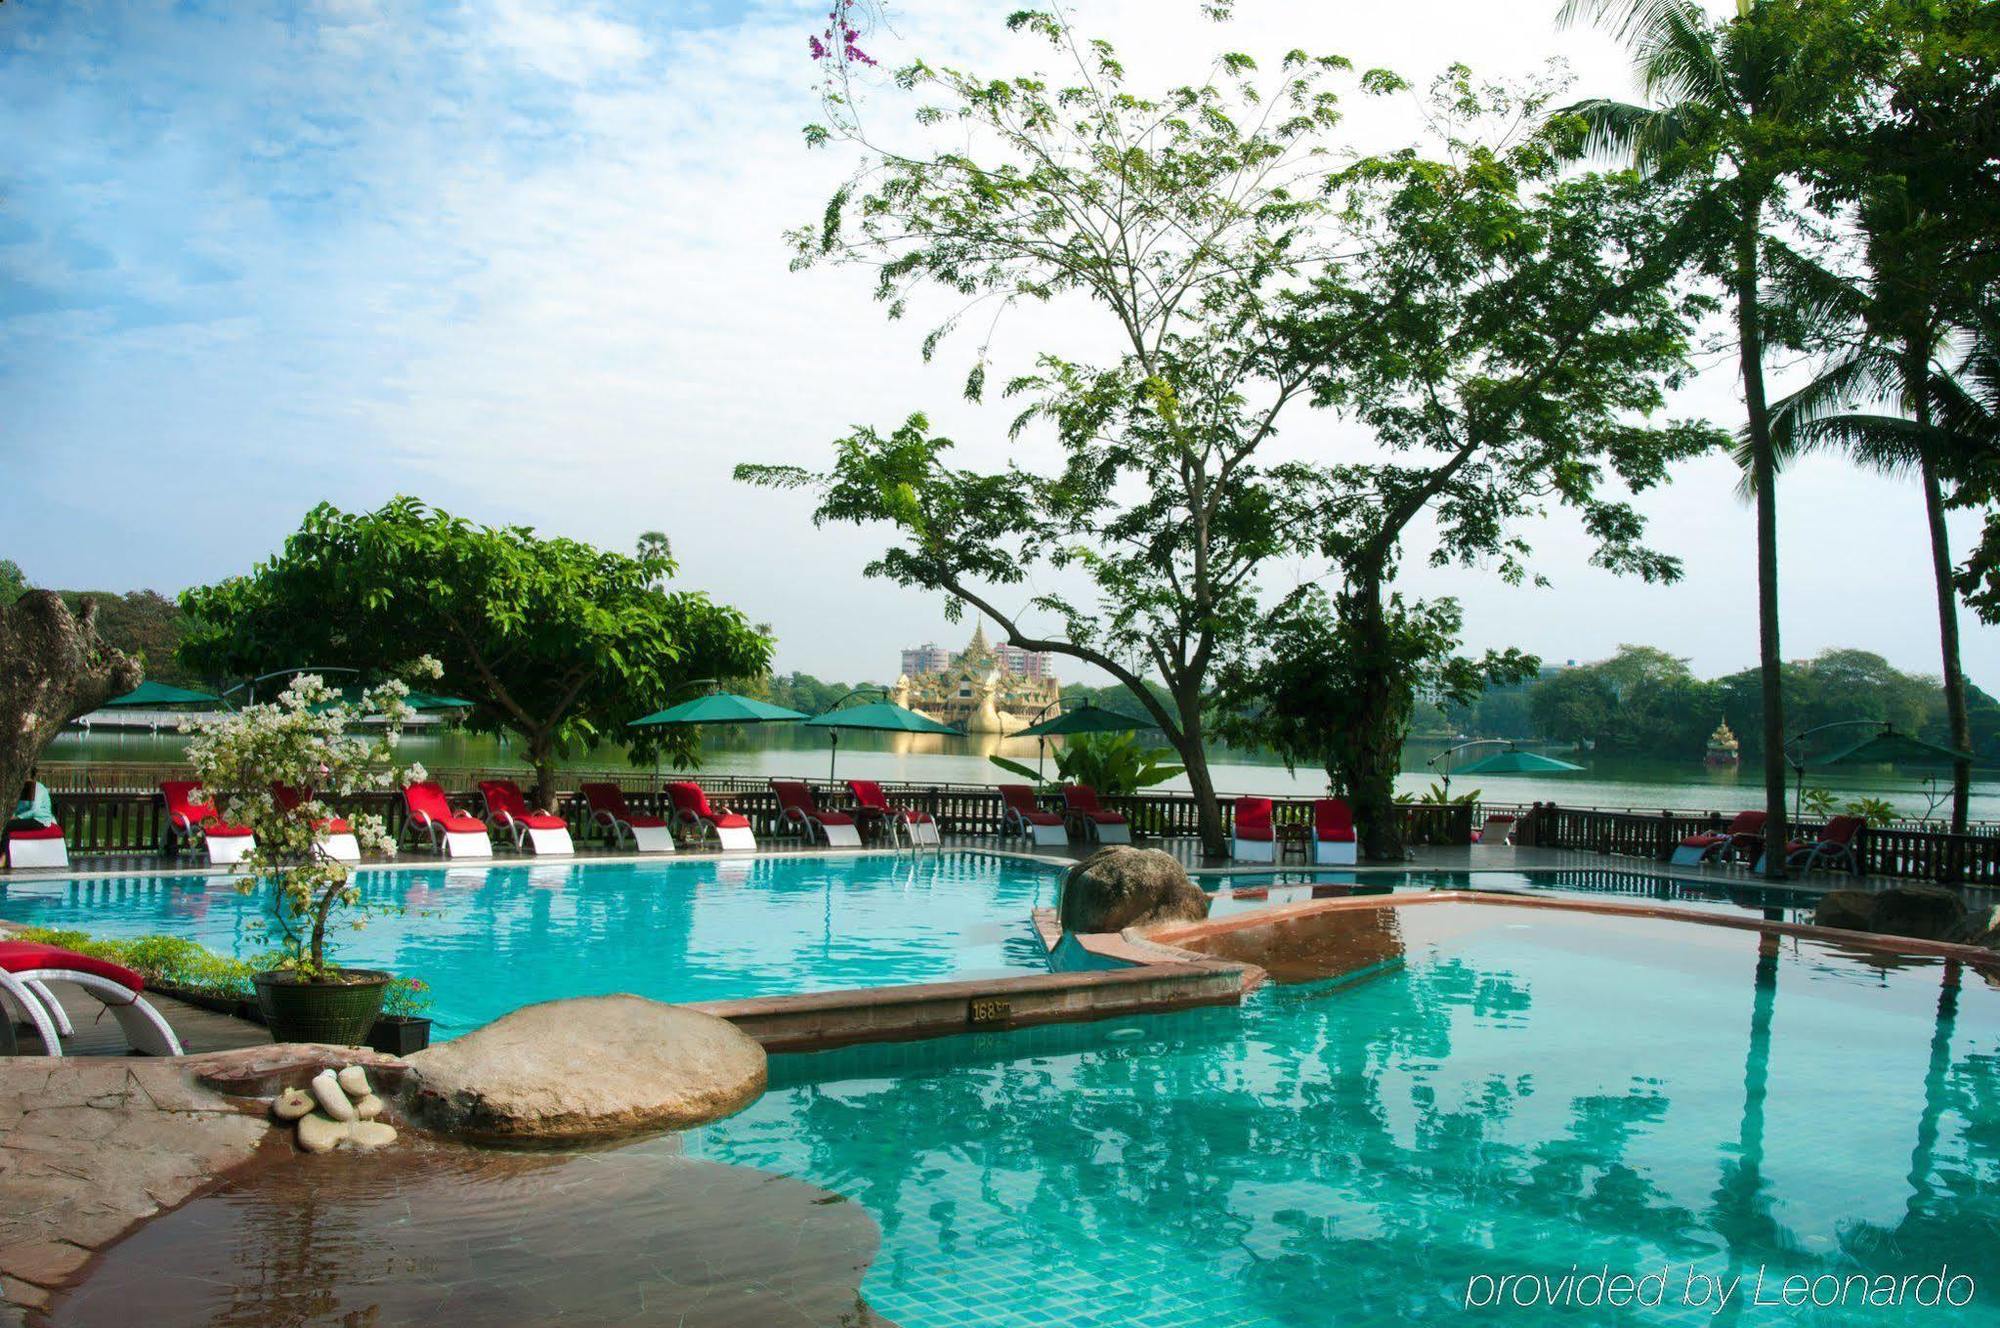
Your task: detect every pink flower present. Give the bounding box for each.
[808,34,827,60]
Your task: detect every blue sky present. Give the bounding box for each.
[2,0,1991,687]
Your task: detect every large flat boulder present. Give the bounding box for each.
[406,996,766,1144]
[1813,890,1878,932]
[1060,846,1209,934]
[1871,884,1968,942]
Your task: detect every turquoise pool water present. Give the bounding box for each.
[687,904,2000,1326]
[0,852,1060,1037]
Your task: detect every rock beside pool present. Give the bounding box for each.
[1872,885,1967,941]
[405,995,767,1144]
[1815,885,1968,942]
[1814,890,1878,932]
[1060,846,1210,934]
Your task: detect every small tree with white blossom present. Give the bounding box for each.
[182,661,440,978]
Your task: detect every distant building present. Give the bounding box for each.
[900,643,953,677]
[900,633,1055,683]
[894,622,1063,734]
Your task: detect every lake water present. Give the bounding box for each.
[42,725,1999,820]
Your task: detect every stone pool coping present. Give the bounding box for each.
[693,958,1257,1053]
[1141,888,2000,971]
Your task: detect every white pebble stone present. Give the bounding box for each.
[296,1112,351,1154]
[271,1088,315,1122]
[310,1069,356,1122]
[336,1065,371,1098]
[345,1120,398,1151]
[353,1094,384,1121]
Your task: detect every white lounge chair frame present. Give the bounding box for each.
[0,964,183,1057]
[1231,835,1276,864]
[1002,803,1069,849]
[1477,815,1517,847]
[406,812,493,859]
[5,832,69,869]
[1313,838,1358,866]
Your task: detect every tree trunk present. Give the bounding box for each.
[0,592,141,823]
[1174,699,1227,859]
[1920,457,1972,834]
[526,733,559,812]
[1737,215,1788,879]
[1338,581,1408,862]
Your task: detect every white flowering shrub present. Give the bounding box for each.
[182,659,443,977]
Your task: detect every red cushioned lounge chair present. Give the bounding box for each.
[1313,798,1358,866]
[0,940,183,1057]
[3,822,68,870]
[271,782,361,864]
[772,780,862,847]
[1232,796,1277,864]
[1476,814,1517,847]
[580,783,676,853]
[999,784,1068,849]
[1670,809,1766,868]
[1783,815,1865,876]
[1063,784,1131,845]
[478,779,575,855]
[666,782,756,852]
[160,780,257,865]
[848,780,940,847]
[403,780,492,859]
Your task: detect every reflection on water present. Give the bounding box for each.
[43,726,1998,817]
[689,909,2000,1327]
[49,1142,888,1328]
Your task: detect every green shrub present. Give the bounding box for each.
[8,926,275,1000]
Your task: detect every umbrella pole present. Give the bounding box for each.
[829,731,839,783]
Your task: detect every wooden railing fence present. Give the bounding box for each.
[19,774,1997,885]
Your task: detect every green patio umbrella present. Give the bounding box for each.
[1454,749,1586,776]
[1815,727,1972,769]
[100,681,226,709]
[1011,702,1154,738]
[805,700,961,780]
[628,693,810,728]
[1010,702,1155,780]
[310,684,474,715]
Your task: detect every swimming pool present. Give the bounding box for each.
[687,903,2000,1327]
[0,852,1062,1037]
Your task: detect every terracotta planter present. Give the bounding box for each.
[252,969,391,1047]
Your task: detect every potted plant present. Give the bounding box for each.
[367,977,435,1054]
[183,663,439,1046]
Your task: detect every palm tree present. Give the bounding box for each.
[1745,190,1987,831]
[1554,0,1855,875]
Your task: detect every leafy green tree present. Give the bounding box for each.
[1743,0,2000,831]
[1527,646,1721,758]
[742,13,1358,856]
[1218,590,1534,858]
[179,499,770,806]
[0,559,26,604]
[1556,0,1872,876]
[1529,668,1619,749]
[1276,68,1720,854]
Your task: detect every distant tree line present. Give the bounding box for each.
[1448,645,2000,762]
